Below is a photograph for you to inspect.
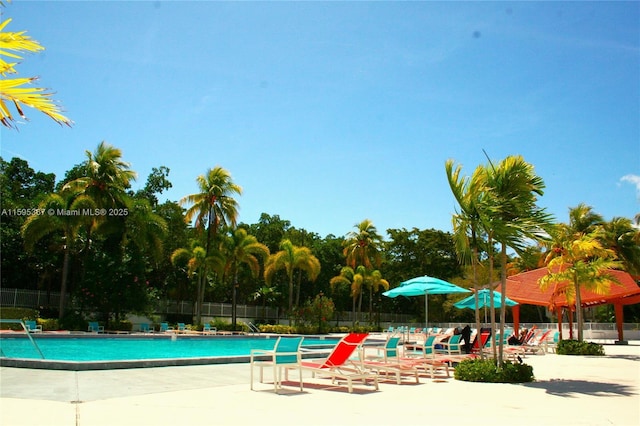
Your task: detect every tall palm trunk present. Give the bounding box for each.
[232,268,238,330]
[351,296,357,327]
[58,247,70,320]
[472,238,483,359]
[288,273,294,326]
[295,269,302,308]
[488,234,497,361]
[194,271,203,325]
[574,277,583,341]
[498,242,508,366]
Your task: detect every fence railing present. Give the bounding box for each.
[0,288,410,323]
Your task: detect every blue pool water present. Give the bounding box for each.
[0,336,338,362]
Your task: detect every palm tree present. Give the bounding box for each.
[171,242,224,323]
[21,191,96,319]
[180,167,241,323]
[0,15,72,128]
[366,269,389,320]
[252,285,281,318]
[121,198,168,260]
[330,265,362,325]
[568,203,604,234]
[482,155,553,365]
[540,227,622,341]
[446,160,487,357]
[342,219,384,319]
[60,142,138,304]
[264,239,320,320]
[600,217,640,277]
[343,219,383,270]
[221,228,269,330]
[63,142,136,211]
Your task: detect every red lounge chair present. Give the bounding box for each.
[296,333,379,393]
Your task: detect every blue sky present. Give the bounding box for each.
[2,1,639,238]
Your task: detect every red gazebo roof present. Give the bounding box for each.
[501,268,640,308]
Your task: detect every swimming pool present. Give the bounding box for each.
[0,334,340,371]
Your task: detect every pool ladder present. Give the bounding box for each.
[0,319,45,359]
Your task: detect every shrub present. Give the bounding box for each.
[257,324,296,334]
[0,308,40,330]
[107,320,132,332]
[209,318,236,332]
[60,310,87,331]
[454,358,534,383]
[556,339,605,356]
[292,294,335,334]
[39,318,59,331]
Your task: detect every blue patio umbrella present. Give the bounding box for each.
[454,288,518,323]
[383,275,471,328]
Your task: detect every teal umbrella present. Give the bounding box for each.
[383,275,471,328]
[454,289,518,323]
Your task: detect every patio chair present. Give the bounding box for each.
[139,323,151,333]
[470,330,491,354]
[400,334,450,379]
[404,334,436,356]
[203,323,218,335]
[359,335,420,384]
[295,333,379,393]
[521,329,552,355]
[435,334,462,355]
[88,321,104,333]
[160,322,174,333]
[25,320,42,333]
[250,336,305,393]
[546,331,560,353]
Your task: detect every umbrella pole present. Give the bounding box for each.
[425,294,428,330]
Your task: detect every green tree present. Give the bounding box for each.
[446,159,487,354]
[264,239,320,320]
[246,213,291,253]
[180,166,241,324]
[342,219,385,319]
[135,166,172,207]
[540,227,622,341]
[252,284,281,319]
[382,227,461,323]
[482,155,553,365]
[21,190,96,319]
[171,240,225,324]
[329,265,363,324]
[62,141,136,211]
[0,157,55,290]
[600,216,640,277]
[221,228,269,330]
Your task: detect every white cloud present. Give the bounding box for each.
[620,174,640,190]
[620,175,640,201]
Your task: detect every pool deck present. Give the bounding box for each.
[1,338,639,426]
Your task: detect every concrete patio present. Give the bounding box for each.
[1,340,638,426]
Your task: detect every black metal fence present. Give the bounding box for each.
[0,288,411,324]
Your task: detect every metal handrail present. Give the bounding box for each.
[0,319,45,359]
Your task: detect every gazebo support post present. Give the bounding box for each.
[512,304,520,336]
[614,303,627,345]
[556,306,563,340]
[568,308,574,340]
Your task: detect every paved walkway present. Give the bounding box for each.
[1,341,639,426]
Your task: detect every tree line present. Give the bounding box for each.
[1,143,638,340]
[0,143,463,329]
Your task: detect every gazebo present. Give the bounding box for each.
[501,268,640,343]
